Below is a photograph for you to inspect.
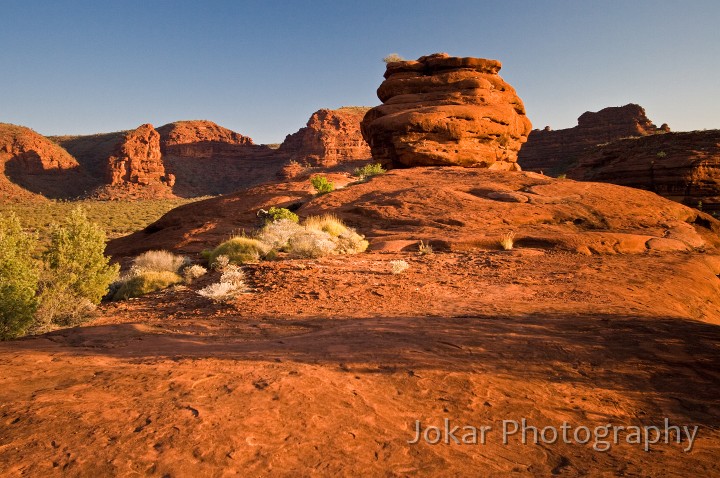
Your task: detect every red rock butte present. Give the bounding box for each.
[361,53,532,170]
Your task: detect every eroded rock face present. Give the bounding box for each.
[567,130,720,213]
[0,123,87,200]
[360,53,532,170]
[156,120,254,158]
[518,104,668,174]
[280,107,371,167]
[106,124,173,191]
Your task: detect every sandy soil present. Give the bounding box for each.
[2,250,719,477]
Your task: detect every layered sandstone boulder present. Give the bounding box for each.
[280,107,371,167]
[0,123,88,200]
[104,124,174,197]
[518,104,668,174]
[360,53,532,170]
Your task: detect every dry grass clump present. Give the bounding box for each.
[256,219,305,250]
[304,214,347,237]
[390,259,410,274]
[183,264,207,284]
[133,250,188,274]
[198,264,246,303]
[112,270,183,300]
[500,231,516,251]
[111,249,192,300]
[418,240,433,255]
[208,236,270,266]
[287,229,337,258]
[254,215,368,258]
[204,214,368,267]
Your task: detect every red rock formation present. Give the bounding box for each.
[280,107,371,167]
[567,130,720,213]
[156,120,254,158]
[0,123,89,200]
[155,120,282,197]
[360,53,532,170]
[103,124,174,198]
[518,104,668,174]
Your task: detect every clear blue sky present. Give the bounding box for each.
[1,0,718,143]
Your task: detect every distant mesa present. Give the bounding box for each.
[0,109,373,201]
[518,103,720,213]
[518,103,668,174]
[361,53,532,170]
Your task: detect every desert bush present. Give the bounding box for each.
[354,163,386,181]
[499,231,516,251]
[0,213,40,340]
[113,270,183,300]
[183,264,207,284]
[265,206,299,224]
[133,250,188,274]
[286,229,337,258]
[208,236,270,266]
[38,207,119,325]
[34,292,96,330]
[304,214,348,237]
[310,176,334,195]
[257,219,305,251]
[198,264,246,302]
[212,254,230,271]
[383,53,405,63]
[390,260,410,274]
[335,230,369,254]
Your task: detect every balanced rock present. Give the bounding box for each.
[280,107,371,167]
[360,53,532,170]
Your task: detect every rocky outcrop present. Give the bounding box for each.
[0,123,89,200]
[518,104,668,174]
[360,53,532,170]
[103,124,174,198]
[155,120,282,197]
[156,120,254,158]
[3,108,380,201]
[280,107,371,166]
[567,130,720,213]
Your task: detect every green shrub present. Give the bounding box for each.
[0,213,40,340]
[113,271,183,300]
[208,236,270,265]
[354,163,386,181]
[310,176,334,195]
[37,207,119,326]
[265,207,299,224]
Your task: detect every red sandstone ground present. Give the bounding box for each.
[2,168,720,476]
